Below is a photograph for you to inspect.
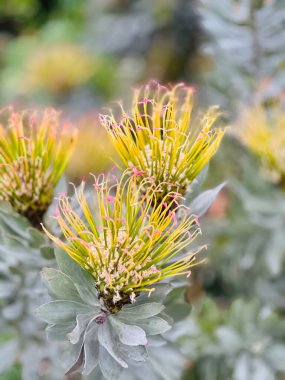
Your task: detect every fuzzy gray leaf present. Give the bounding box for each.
[54,247,100,307]
[42,268,83,302]
[36,300,94,324]
[46,323,76,341]
[40,246,55,259]
[99,346,124,380]
[66,346,85,376]
[27,227,46,247]
[215,326,243,354]
[265,344,285,371]
[147,336,167,347]
[0,205,30,238]
[98,321,128,368]
[68,314,99,344]
[119,303,165,321]
[135,316,171,335]
[164,286,191,322]
[135,283,173,305]
[110,317,147,346]
[189,182,226,217]
[82,322,100,375]
[119,344,148,364]
[148,343,185,380]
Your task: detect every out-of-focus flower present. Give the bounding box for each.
[43,171,204,313]
[0,107,77,226]
[24,43,95,94]
[66,112,118,181]
[238,104,285,184]
[100,81,225,204]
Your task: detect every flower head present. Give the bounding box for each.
[237,104,285,185]
[100,81,225,203]
[25,43,95,94]
[66,112,118,181]
[43,171,204,313]
[0,107,77,226]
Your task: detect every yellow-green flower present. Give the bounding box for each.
[24,43,95,94]
[237,104,285,185]
[66,112,118,181]
[43,171,204,313]
[0,107,77,226]
[100,82,225,203]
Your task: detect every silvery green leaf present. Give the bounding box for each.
[98,321,128,368]
[164,286,191,322]
[82,323,100,375]
[99,346,124,380]
[135,283,173,305]
[68,314,98,344]
[165,303,191,323]
[119,343,148,364]
[118,343,184,380]
[65,344,85,376]
[0,226,47,269]
[264,344,285,371]
[110,317,147,346]
[27,227,46,247]
[36,300,94,324]
[250,358,275,380]
[0,205,30,238]
[0,201,13,212]
[135,316,171,336]
[65,333,89,376]
[147,336,167,347]
[119,303,165,321]
[215,326,243,353]
[38,268,175,378]
[42,268,83,302]
[40,246,55,259]
[0,339,18,373]
[189,182,226,217]
[148,343,185,380]
[156,311,173,325]
[54,247,99,307]
[0,244,31,267]
[46,323,76,341]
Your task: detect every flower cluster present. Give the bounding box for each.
[237,104,285,185]
[25,43,95,94]
[100,81,225,203]
[0,107,76,227]
[43,171,204,313]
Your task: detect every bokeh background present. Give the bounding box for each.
[1,0,285,379]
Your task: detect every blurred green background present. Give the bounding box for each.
[0,0,285,379]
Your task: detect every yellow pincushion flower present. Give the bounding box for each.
[0,107,77,226]
[25,43,95,94]
[42,171,205,313]
[100,82,225,203]
[238,104,285,184]
[66,112,118,181]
